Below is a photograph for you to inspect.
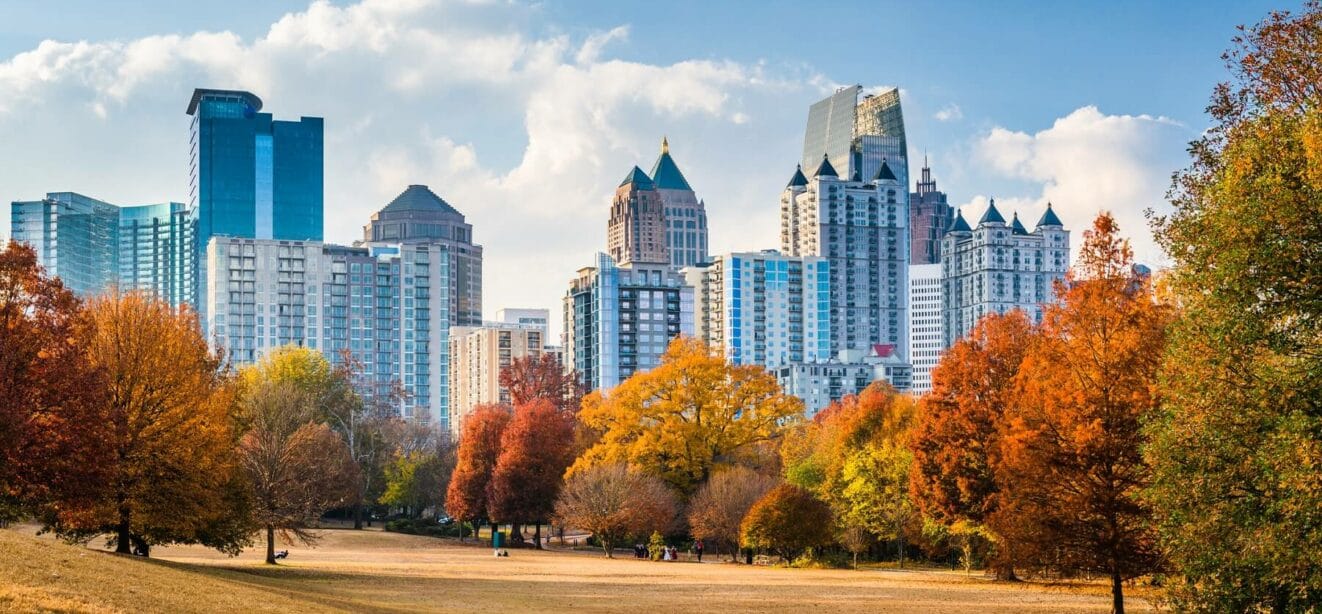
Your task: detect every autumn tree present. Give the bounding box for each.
[0,242,109,523]
[237,381,356,564]
[740,484,833,563]
[500,353,584,413]
[998,213,1169,614]
[54,290,248,556]
[1146,4,1322,610]
[444,404,510,540]
[488,399,576,549]
[687,466,779,561]
[380,427,456,519]
[324,349,399,530]
[553,463,678,558]
[907,311,1034,579]
[782,383,919,565]
[571,337,802,495]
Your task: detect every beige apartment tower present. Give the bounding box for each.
[447,318,547,437]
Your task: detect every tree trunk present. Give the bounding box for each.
[353,502,364,530]
[853,551,858,569]
[603,539,614,558]
[509,523,524,545]
[115,502,132,554]
[1111,571,1124,614]
[265,525,277,565]
[533,523,543,550]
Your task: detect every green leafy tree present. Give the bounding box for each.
[1146,3,1322,610]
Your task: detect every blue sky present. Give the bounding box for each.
[0,0,1296,330]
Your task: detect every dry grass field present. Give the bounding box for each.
[0,526,1156,613]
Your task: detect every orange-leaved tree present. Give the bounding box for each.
[0,242,109,522]
[55,290,248,556]
[908,310,1034,580]
[999,213,1169,614]
[444,404,510,540]
[554,463,678,558]
[740,483,834,562]
[488,398,577,549]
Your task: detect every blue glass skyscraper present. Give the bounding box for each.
[187,88,323,321]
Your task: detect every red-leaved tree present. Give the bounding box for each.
[487,398,576,549]
[0,242,109,522]
[499,354,584,414]
[444,404,510,540]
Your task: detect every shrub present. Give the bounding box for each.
[740,484,833,562]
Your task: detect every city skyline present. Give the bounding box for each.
[0,0,1293,338]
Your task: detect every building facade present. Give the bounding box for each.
[908,263,943,394]
[801,85,909,195]
[683,251,830,370]
[774,344,913,417]
[563,253,694,392]
[781,156,911,359]
[187,88,323,323]
[650,138,708,268]
[909,160,952,265]
[942,201,1069,347]
[118,202,196,308]
[11,192,195,306]
[607,168,668,267]
[11,192,120,296]
[363,184,483,326]
[204,236,453,426]
[496,307,550,328]
[448,321,546,436]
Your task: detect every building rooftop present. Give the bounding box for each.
[380,184,462,217]
[786,164,809,188]
[874,160,898,182]
[648,137,693,191]
[979,198,1006,225]
[1037,202,1065,228]
[812,153,839,178]
[1011,212,1029,235]
[186,88,263,115]
[949,210,972,233]
[619,166,655,189]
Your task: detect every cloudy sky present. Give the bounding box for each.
[0,0,1291,336]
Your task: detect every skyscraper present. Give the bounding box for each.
[909,159,953,265]
[363,184,483,326]
[563,253,694,392]
[942,201,1069,346]
[781,155,911,359]
[683,250,830,370]
[118,202,196,308]
[188,88,323,322]
[10,192,119,296]
[907,263,943,394]
[11,193,194,306]
[607,167,668,267]
[801,86,909,191]
[650,138,708,268]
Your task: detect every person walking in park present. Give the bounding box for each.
[694,539,704,563]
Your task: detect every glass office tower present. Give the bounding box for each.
[10,192,120,296]
[187,88,323,323]
[118,202,196,308]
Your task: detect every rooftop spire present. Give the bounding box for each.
[979,198,1007,225]
[1036,201,1065,228]
[661,135,669,154]
[812,153,838,178]
[786,164,809,189]
[950,209,972,233]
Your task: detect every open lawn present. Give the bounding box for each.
[0,526,1156,613]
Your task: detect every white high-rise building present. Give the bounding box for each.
[683,250,831,370]
[942,201,1069,346]
[205,237,455,425]
[781,155,911,360]
[448,318,546,437]
[908,263,943,394]
[563,253,694,392]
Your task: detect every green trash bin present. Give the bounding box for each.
[493,530,504,549]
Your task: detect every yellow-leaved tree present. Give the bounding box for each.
[570,337,802,495]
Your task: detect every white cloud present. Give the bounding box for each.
[933,103,962,122]
[0,0,816,339]
[971,106,1189,265]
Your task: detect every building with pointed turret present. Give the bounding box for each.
[608,167,667,266]
[652,137,709,268]
[909,159,952,265]
[941,200,1069,347]
[781,153,911,365]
